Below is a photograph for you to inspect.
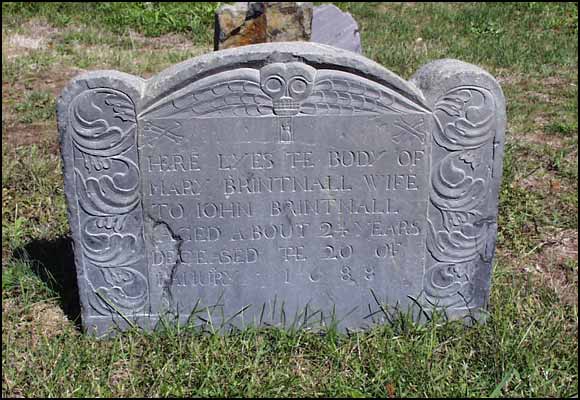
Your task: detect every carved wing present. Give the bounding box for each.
[140,69,274,120]
[300,70,428,115]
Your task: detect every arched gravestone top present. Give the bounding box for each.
[57,43,505,336]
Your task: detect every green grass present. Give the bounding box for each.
[2,2,221,42]
[2,2,578,398]
[2,262,578,397]
[2,146,68,251]
[336,2,579,76]
[13,90,55,123]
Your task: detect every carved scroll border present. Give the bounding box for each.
[423,83,501,311]
[61,80,149,325]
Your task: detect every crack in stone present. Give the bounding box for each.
[147,213,184,317]
[473,217,497,264]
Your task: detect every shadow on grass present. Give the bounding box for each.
[12,236,82,330]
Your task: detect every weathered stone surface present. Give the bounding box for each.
[58,43,505,336]
[215,2,313,50]
[312,4,362,53]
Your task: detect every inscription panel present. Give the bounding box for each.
[140,113,431,327]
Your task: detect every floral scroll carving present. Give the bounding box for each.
[424,86,497,308]
[69,88,148,317]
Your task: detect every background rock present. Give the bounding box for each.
[214,2,362,54]
[214,2,313,50]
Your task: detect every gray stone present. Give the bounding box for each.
[312,4,362,54]
[57,43,505,336]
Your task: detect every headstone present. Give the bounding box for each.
[57,43,506,336]
[312,4,362,54]
[214,2,313,51]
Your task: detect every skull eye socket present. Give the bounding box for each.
[289,77,308,94]
[265,76,284,94]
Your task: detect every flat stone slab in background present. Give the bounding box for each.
[312,4,362,53]
[58,43,505,336]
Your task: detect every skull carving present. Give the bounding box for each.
[260,62,316,116]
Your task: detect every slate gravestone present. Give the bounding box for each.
[57,43,505,336]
